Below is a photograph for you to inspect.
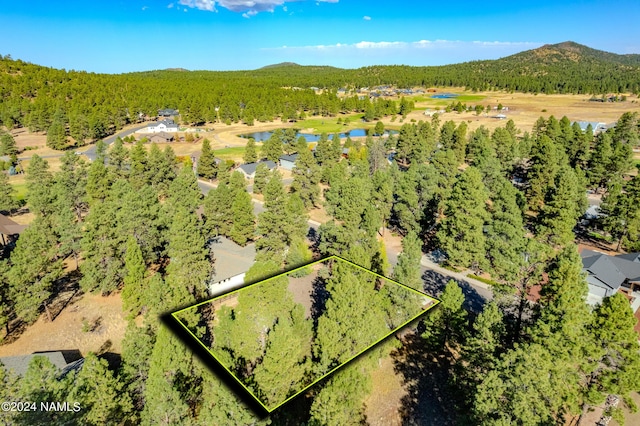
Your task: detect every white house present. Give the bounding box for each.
[146,119,179,133]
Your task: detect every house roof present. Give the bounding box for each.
[279,154,298,163]
[238,161,276,176]
[616,252,640,263]
[150,132,174,140]
[0,214,26,235]
[581,249,640,289]
[158,108,179,115]
[0,351,84,377]
[573,121,606,132]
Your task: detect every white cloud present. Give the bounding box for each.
[168,3,174,8]
[178,0,338,14]
[283,5,288,11]
[363,15,371,21]
[268,39,541,52]
[142,6,149,10]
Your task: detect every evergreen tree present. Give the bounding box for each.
[146,142,176,197]
[256,171,290,264]
[25,154,56,217]
[486,177,526,283]
[108,137,129,176]
[46,116,67,150]
[228,190,255,246]
[129,139,149,188]
[437,167,488,271]
[537,166,586,247]
[0,170,18,213]
[7,217,62,323]
[121,237,147,316]
[86,158,113,204]
[371,168,394,231]
[261,130,284,162]
[243,137,258,163]
[526,134,564,212]
[393,231,422,291]
[422,280,467,352]
[0,132,18,163]
[309,365,371,426]
[290,138,320,208]
[252,162,270,195]
[69,353,133,425]
[166,163,202,216]
[197,138,217,180]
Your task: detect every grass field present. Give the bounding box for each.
[213,146,246,161]
[295,113,366,134]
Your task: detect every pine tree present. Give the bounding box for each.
[261,130,284,162]
[486,177,526,283]
[25,154,56,217]
[146,142,176,197]
[290,139,320,209]
[256,171,289,264]
[129,139,148,188]
[7,217,62,323]
[86,158,113,204]
[421,280,467,352]
[108,137,129,175]
[122,237,147,316]
[537,166,586,247]
[0,171,18,214]
[243,137,258,163]
[197,138,217,180]
[69,353,133,425]
[203,184,233,237]
[308,363,372,426]
[251,304,312,406]
[46,116,67,150]
[527,135,564,212]
[437,167,488,271]
[228,190,255,246]
[393,231,422,291]
[252,162,271,195]
[166,163,202,216]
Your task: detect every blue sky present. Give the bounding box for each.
[1,0,639,73]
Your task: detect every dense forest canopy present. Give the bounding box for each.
[1,41,639,145]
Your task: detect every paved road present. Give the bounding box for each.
[81,123,150,162]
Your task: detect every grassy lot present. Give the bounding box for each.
[411,94,487,104]
[295,113,367,134]
[214,146,246,161]
[11,182,28,203]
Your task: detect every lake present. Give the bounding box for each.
[239,128,397,142]
[431,93,458,99]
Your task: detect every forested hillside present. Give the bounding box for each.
[1,42,639,149]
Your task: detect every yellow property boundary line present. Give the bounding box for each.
[171,255,440,413]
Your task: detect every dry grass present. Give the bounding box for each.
[365,353,406,426]
[402,88,640,133]
[0,293,127,358]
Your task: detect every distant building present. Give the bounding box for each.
[237,160,277,179]
[158,108,179,117]
[146,120,179,133]
[573,121,607,133]
[279,154,298,171]
[149,132,175,143]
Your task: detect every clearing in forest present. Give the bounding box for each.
[172,255,439,413]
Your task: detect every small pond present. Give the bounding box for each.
[431,93,458,99]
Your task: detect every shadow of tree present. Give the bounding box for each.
[391,333,457,426]
[421,270,486,313]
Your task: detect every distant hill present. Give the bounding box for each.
[164,67,189,72]
[259,62,301,69]
[508,41,640,67]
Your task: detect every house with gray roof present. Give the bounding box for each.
[279,154,298,171]
[158,108,179,117]
[237,161,277,179]
[0,351,84,377]
[581,249,640,305]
